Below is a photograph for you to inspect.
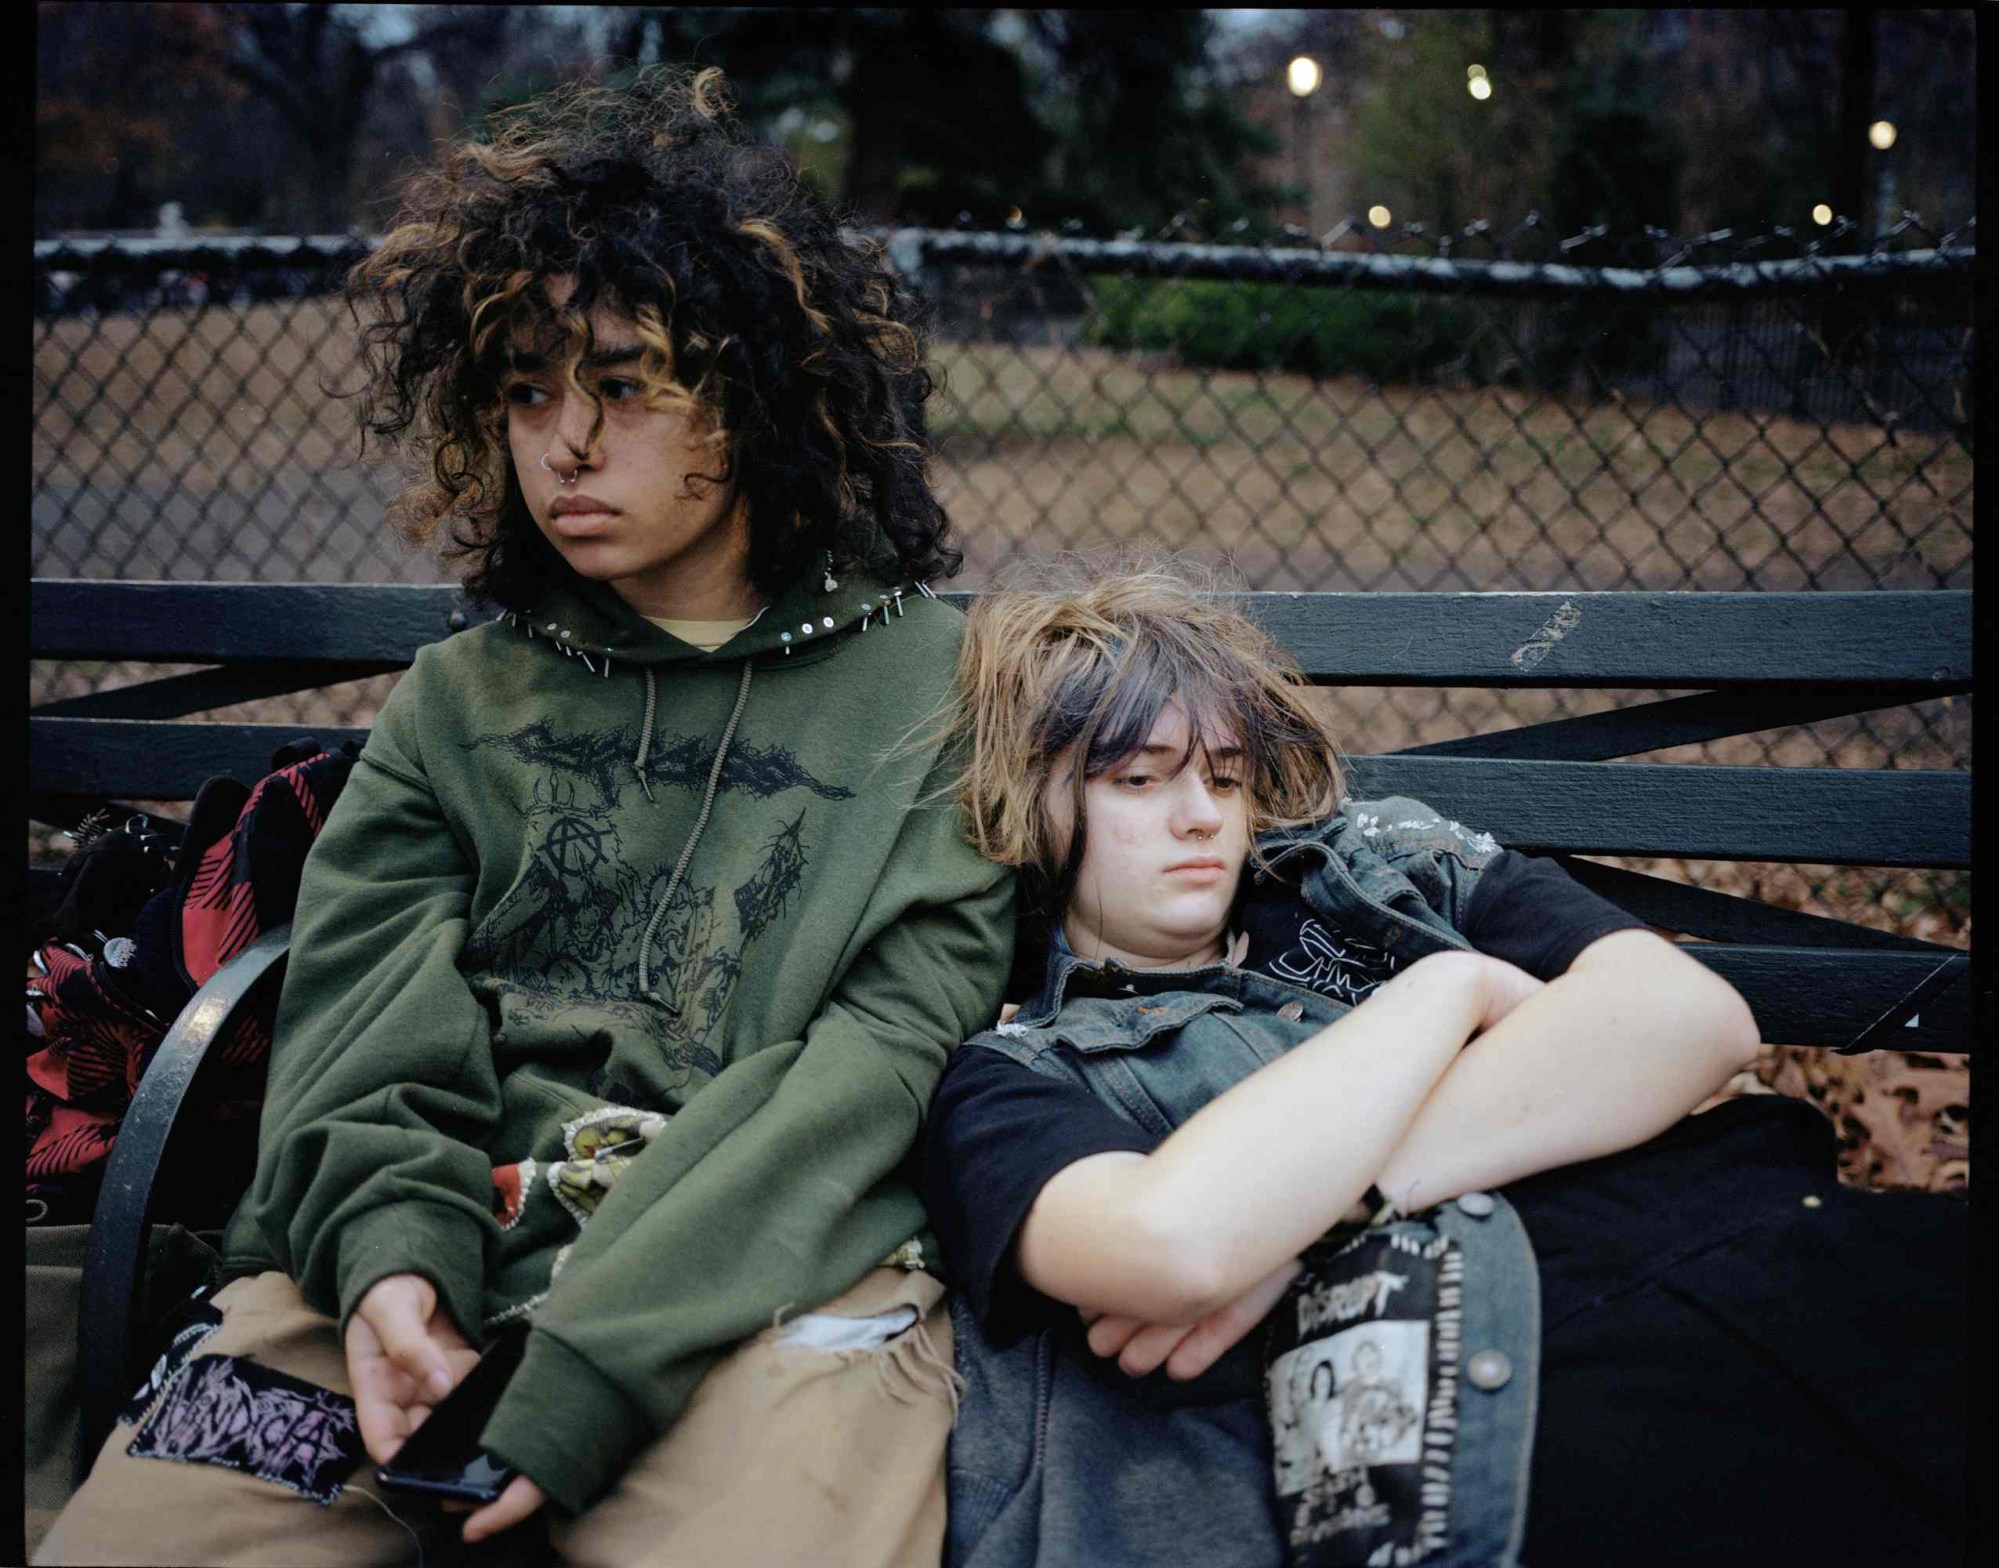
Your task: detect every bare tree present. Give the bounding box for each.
[220,2,492,231]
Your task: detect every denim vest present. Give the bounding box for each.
[946,798,1541,1568]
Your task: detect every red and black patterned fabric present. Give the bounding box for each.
[174,741,354,991]
[26,740,358,1226]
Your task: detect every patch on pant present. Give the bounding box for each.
[127,1354,366,1504]
[118,1301,224,1425]
[1264,1229,1462,1566]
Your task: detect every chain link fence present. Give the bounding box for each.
[32,218,1972,1187]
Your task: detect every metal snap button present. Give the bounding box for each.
[1457,1191,1495,1218]
[1467,1349,1512,1390]
[1277,1000,1305,1021]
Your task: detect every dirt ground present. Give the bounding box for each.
[32,311,1971,1193]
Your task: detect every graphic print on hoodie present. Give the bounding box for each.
[462,713,842,1083]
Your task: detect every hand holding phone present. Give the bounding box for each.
[375,1327,528,1504]
[345,1272,481,1468]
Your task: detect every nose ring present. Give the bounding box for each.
[540,453,579,485]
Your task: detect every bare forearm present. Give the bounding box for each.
[1374,930,1759,1213]
[1017,952,1492,1321]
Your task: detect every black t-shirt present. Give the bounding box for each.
[922,857,1964,1563]
[921,850,1648,1326]
[1235,846,1645,1004]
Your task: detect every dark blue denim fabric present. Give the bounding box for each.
[946,798,1541,1568]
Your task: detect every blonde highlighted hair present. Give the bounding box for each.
[949,555,1344,925]
[344,64,956,611]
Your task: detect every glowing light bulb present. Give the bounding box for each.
[1811,204,1833,226]
[1468,76,1492,100]
[1287,56,1322,97]
[1368,205,1392,229]
[1868,120,1897,151]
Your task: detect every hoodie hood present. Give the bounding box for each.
[492,557,945,1005]
[502,561,937,671]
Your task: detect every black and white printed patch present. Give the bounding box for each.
[1240,894,1401,1007]
[127,1354,367,1505]
[117,1301,224,1425]
[1265,1230,1463,1567]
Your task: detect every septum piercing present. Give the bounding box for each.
[540,453,579,485]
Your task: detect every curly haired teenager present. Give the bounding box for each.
[921,563,1966,1568]
[42,67,1013,1566]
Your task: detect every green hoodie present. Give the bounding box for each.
[221,561,1014,1514]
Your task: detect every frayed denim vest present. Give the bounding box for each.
[946,799,1541,1568]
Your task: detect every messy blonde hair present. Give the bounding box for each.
[949,555,1344,939]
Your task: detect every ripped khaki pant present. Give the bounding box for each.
[36,1266,956,1568]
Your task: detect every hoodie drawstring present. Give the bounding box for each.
[637,659,755,1008]
[634,668,660,802]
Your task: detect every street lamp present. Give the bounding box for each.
[1812,203,1834,226]
[1286,56,1322,233]
[1467,63,1491,101]
[1868,118,1898,239]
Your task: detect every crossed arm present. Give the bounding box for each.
[1015,929,1759,1376]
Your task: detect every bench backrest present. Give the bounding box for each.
[31,579,1972,1053]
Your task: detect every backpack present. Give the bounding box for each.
[26,738,359,1228]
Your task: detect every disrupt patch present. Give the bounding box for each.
[128,1354,366,1505]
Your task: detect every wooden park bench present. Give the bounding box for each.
[28,576,1974,1492]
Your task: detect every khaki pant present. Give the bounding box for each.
[25,1223,224,1563]
[37,1267,956,1568]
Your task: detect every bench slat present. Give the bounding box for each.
[33,662,404,721]
[1239,591,1972,687]
[32,581,472,664]
[1689,946,1970,1053]
[1343,754,1968,868]
[1555,857,1950,952]
[31,721,372,807]
[35,582,1970,688]
[1403,683,1970,762]
[32,719,1969,869]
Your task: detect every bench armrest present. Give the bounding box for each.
[74,923,292,1486]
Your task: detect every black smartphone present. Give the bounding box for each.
[375,1326,528,1504]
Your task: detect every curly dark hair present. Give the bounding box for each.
[346,65,959,609]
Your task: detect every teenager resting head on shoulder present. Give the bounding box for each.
[916,559,1966,1568]
[935,558,1751,1338]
